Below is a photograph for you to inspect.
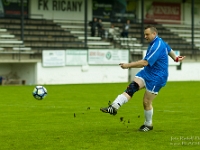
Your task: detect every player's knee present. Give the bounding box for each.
[125,81,139,97]
[143,100,152,110]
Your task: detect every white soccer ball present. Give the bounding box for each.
[32,86,47,100]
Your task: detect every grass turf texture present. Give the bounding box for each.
[0,82,200,150]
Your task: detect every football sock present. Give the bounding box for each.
[144,108,153,126]
[111,94,128,109]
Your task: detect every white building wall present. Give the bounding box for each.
[168,63,200,81]
[35,62,200,85]
[0,62,200,85]
[36,63,129,84]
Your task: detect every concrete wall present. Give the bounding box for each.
[0,62,200,85]
[36,63,129,84]
[35,62,200,85]
[168,62,200,81]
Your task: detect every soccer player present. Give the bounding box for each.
[100,25,186,132]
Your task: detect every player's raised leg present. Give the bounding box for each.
[100,92,130,115]
[100,78,144,115]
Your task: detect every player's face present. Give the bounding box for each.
[144,28,157,43]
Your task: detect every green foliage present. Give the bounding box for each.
[0,82,200,150]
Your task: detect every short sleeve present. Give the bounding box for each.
[162,40,172,53]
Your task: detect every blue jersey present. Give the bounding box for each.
[138,36,171,87]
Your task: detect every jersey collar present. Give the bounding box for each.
[150,36,159,45]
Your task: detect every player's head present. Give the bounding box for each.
[144,25,158,43]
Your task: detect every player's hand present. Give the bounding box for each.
[175,56,186,62]
[119,63,129,69]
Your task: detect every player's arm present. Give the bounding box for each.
[163,40,186,62]
[168,50,176,61]
[119,59,148,69]
[168,50,186,62]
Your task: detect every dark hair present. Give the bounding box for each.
[145,25,158,34]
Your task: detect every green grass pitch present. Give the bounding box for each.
[0,81,200,150]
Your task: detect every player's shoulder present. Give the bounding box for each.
[158,37,165,43]
[157,37,169,47]
[153,37,165,47]
[159,37,171,50]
